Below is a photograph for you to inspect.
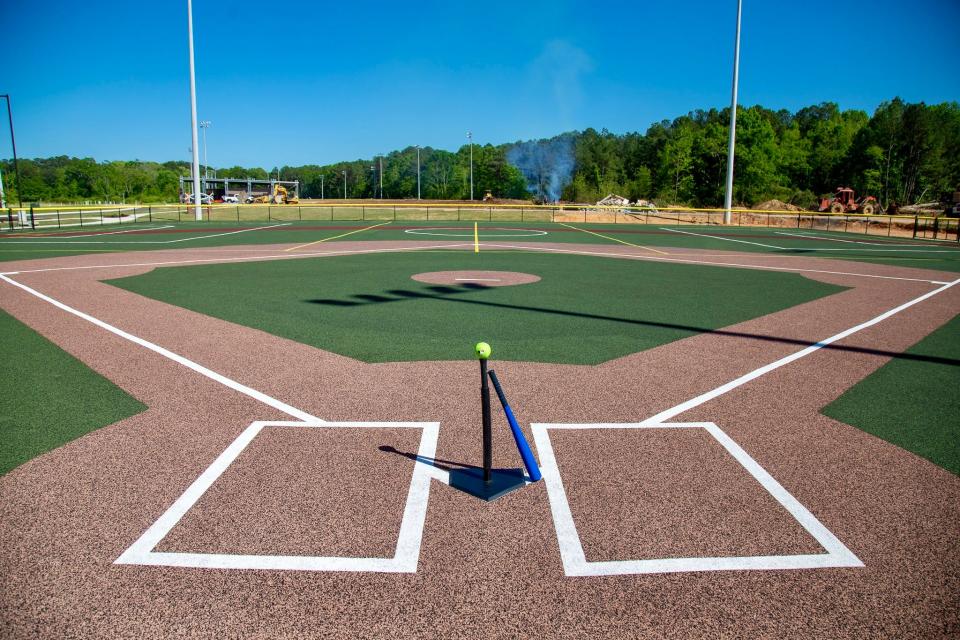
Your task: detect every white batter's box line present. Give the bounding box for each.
[115,420,442,573]
[531,421,864,577]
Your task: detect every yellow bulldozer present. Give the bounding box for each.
[248,184,299,204]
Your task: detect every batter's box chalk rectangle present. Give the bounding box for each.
[530,421,864,577]
[114,420,440,573]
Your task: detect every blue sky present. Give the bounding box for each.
[3,0,958,168]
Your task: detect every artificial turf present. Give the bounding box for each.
[822,313,960,475]
[0,308,146,475]
[106,249,846,365]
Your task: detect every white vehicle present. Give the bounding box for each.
[222,195,239,204]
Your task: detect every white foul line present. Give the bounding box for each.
[642,277,960,425]
[774,231,937,247]
[660,227,787,249]
[482,242,948,284]
[0,222,292,245]
[161,222,291,243]
[1,242,476,276]
[0,273,319,422]
[59,225,175,238]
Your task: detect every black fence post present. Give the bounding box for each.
[80,208,84,227]
[237,206,240,222]
[56,209,61,228]
[148,205,152,223]
[913,215,918,239]
[298,206,302,221]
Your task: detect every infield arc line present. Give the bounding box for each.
[531,421,864,576]
[115,421,441,573]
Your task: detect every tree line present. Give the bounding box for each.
[2,98,956,209]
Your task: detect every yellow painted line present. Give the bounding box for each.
[474,222,479,253]
[284,222,391,252]
[557,222,670,255]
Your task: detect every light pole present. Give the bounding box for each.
[467,132,474,200]
[199,120,211,178]
[186,0,202,220]
[342,170,347,199]
[370,165,375,198]
[1,94,24,211]
[415,145,421,200]
[320,174,324,199]
[379,155,383,199]
[723,0,742,225]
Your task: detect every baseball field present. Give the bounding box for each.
[1,218,958,637]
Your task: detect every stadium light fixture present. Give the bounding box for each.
[467,132,474,200]
[723,0,742,225]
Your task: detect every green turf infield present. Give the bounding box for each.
[822,313,960,475]
[0,309,146,475]
[106,249,846,365]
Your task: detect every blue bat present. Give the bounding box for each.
[487,370,542,482]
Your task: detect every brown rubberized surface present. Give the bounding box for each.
[411,270,541,286]
[1,238,959,638]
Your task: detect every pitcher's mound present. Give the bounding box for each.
[411,271,541,287]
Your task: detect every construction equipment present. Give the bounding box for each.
[818,187,880,215]
[245,184,299,204]
[271,184,298,204]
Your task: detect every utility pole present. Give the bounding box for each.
[0,94,23,210]
[416,145,421,200]
[467,132,474,200]
[342,170,347,198]
[379,155,383,199]
[723,0,743,225]
[320,174,324,199]
[186,0,202,220]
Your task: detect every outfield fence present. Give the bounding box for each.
[3,202,958,242]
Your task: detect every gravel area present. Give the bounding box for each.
[0,239,958,638]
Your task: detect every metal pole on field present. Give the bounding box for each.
[342,170,347,198]
[722,0,742,225]
[1,95,23,209]
[320,174,324,199]
[416,145,421,199]
[379,155,383,199]
[186,0,202,221]
[199,120,211,184]
[467,132,474,200]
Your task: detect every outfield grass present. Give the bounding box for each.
[822,313,960,475]
[0,309,146,475]
[3,220,958,273]
[107,250,845,365]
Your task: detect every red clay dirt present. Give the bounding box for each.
[0,238,958,638]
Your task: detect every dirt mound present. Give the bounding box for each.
[755,199,803,212]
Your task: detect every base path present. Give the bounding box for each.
[0,240,958,638]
